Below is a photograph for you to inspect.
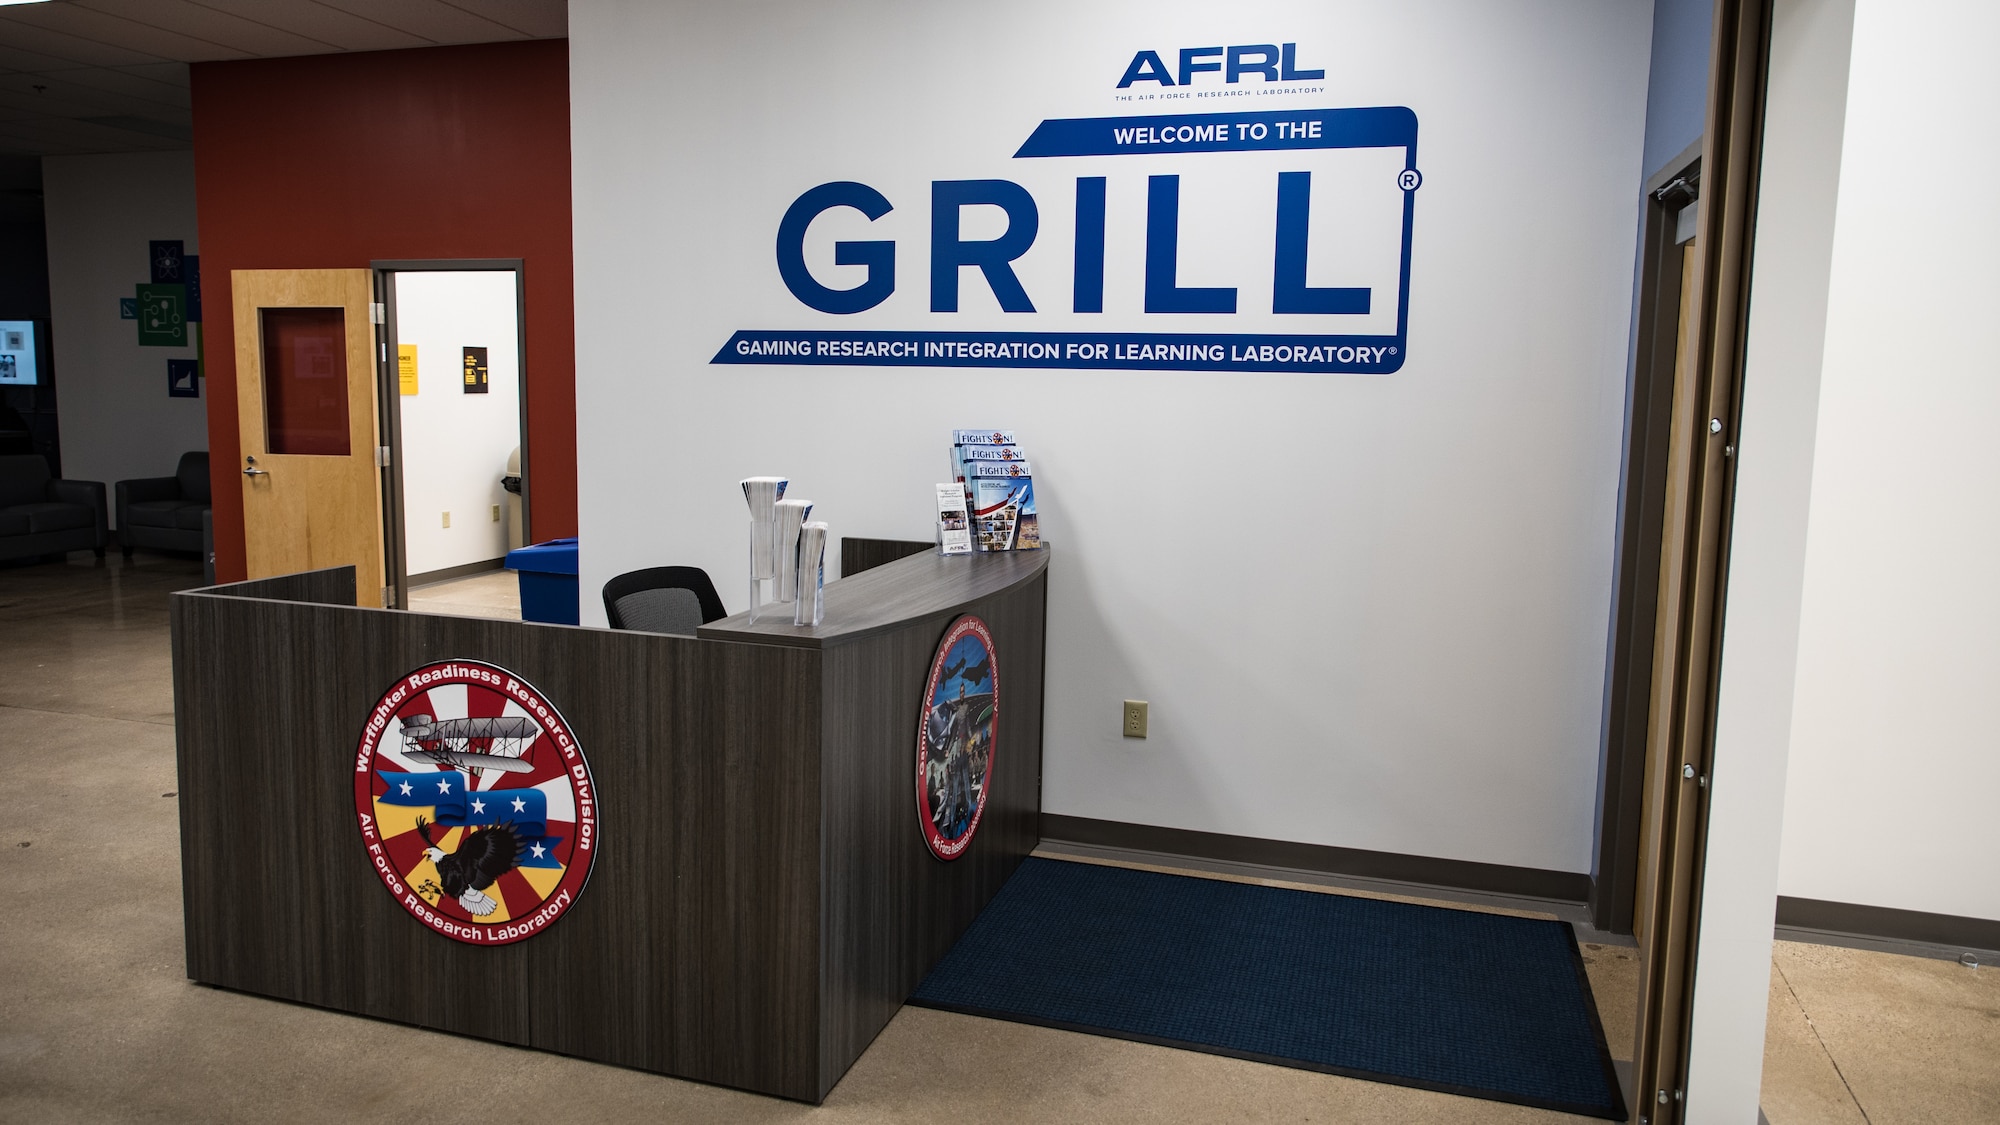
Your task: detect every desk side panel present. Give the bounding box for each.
[170,597,822,1099]
[817,571,1046,1094]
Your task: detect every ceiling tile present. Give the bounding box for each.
[39,65,192,111]
[75,113,192,141]
[184,0,436,52]
[0,73,191,121]
[0,42,89,74]
[113,61,200,85]
[0,85,128,121]
[436,0,566,39]
[0,0,570,155]
[0,129,89,156]
[312,0,530,45]
[0,18,174,68]
[0,115,185,154]
[73,0,346,57]
[0,4,251,65]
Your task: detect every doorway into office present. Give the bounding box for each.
[374,262,528,610]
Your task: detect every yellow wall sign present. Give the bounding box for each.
[398,344,418,395]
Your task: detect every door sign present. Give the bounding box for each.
[462,346,489,393]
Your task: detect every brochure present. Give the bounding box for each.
[950,437,1022,493]
[964,461,1041,552]
[951,430,1020,491]
[936,483,972,555]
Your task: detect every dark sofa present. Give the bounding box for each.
[117,451,211,557]
[0,454,107,563]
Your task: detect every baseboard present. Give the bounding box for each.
[1039,814,1592,920]
[1775,896,2000,962]
[408,558,506,588]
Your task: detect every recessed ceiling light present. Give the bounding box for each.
[0,1,58,7]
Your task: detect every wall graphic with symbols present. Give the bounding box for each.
[462,346,489,394]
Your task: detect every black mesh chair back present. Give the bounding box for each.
[601,566,727,635]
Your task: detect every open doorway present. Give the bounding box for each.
[374,261,527,610]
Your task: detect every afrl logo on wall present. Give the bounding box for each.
[714,45,1419,376]
[1114,42,1327,97]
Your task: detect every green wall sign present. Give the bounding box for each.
[136,284,187,347]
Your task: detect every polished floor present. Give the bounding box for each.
[2,553,1992,1123]
[406,566,521,619]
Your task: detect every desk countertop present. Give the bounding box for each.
[698,547,1048,649]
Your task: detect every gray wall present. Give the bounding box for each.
[43,151,206,515]
[1773,0,2000,925]
[1642,0,1715,179]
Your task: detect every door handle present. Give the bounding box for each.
[243,455,268,477]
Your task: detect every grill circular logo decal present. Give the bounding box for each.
[353,660,596,944]
[916,616,997,860]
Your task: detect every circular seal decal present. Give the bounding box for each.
[353,660,596,944]
[916,616,998,860]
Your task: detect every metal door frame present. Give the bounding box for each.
[1624,1,1773,1119]
[370,259,529,611]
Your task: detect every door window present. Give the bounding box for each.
[261,307,350,455]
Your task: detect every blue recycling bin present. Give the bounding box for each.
[504,537,579,625]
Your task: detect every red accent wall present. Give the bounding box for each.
[192,40,576,583]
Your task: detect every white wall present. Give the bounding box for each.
[569,0,1652,869]
[393,270,521,578]
[42,151,205,510]
[1641,0,1715,178]
[1684,0,1854,1117]
[1775,0,2000,923]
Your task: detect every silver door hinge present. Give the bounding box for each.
[370,302,386,324]
[376,445,391,468]
[381,585,394,608]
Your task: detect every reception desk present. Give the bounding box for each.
[171,547,1047,1102]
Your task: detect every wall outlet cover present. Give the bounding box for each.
[1122,700,1148,738]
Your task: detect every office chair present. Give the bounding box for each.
[601,566,727,635]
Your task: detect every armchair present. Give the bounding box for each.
[0,454,106,562]
[117,451,211,557]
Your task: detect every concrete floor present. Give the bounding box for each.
[406,567,521,619]
[2,553,1992,1122]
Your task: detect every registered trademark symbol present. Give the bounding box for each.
[1389,347,1399,354]
[1398,168,1423,191]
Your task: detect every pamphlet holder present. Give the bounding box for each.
[795,521,828,627]
[773,498,813,603]
[741,476,787,622]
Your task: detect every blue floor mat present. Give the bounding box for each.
[911,858,1626,1119]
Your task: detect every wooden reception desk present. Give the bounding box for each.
[171,548,1047,1102]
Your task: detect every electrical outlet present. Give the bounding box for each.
[1122,700,1148,738]
[441,511,451,528]
[491,504,501,522]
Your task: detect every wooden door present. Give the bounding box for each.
[1627,2,1771,1116]
[1633,242,1703,950]
[1627,241,1707,1123]
[232,269,386,607]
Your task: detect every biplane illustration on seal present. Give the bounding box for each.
[396,712,542,774]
